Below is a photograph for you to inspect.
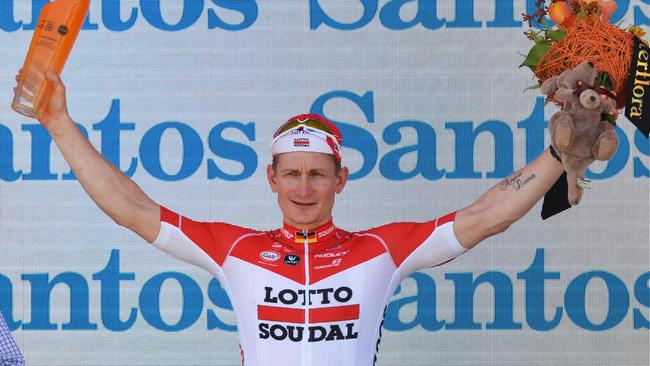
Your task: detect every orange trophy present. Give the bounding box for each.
[12,0,90,119]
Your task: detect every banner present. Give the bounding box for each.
[0,1,648,365]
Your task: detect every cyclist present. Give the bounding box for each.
[17,70,566,366]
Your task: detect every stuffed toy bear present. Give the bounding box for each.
[540,61,619,206]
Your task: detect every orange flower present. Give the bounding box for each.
[548,1,572,25]
[600,0,617,22]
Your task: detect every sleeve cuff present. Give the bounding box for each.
[152,222,172,247]
[440,221,468,254]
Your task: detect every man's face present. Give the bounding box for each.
[267,152,348,230]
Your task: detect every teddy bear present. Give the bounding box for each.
[540,61,619,206]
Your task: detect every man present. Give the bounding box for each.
[17,70,565,365]
[0,312,24,366]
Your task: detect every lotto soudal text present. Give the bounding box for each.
[258,286,359,342]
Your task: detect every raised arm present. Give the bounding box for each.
[454,149,564,249]
[16,70,160,243]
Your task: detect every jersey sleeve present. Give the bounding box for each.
[152,206,256,278]
[368,212,468,277]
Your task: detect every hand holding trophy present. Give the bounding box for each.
[12,0,89,121]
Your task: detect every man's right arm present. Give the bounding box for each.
[20,70,160,243]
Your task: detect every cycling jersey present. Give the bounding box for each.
[153,207,467,366]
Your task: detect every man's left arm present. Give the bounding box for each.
[454,148,565,249]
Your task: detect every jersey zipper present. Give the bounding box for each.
[302,229,310,366]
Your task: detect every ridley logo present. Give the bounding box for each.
[314,251,349,258]
[260,251,280,262]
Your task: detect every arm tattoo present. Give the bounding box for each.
[500,172,536,192]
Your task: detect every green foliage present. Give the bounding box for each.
[547,28,567,42]
[602,112,617,125]
[520,39,551,72]
[596,72,613,90]
[520,28,566,73]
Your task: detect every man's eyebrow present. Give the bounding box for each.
[279,168,327,174]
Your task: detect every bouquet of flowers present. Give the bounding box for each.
[521,0,647,118]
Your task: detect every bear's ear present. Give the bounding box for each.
[541,76,558,96]
[576,61,597,85]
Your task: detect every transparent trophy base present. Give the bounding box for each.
[12,67,47,119]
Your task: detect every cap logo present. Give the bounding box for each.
[293,137,310,147]
[271,114,343,163]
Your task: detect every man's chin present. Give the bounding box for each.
[292,218,318,228]
[286,212,321,229]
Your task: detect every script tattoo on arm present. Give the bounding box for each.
[500,171,537,192]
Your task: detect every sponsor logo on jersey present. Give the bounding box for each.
[284,254,301,266]
[317,225,335,238]
[314,251,349,258]
[280,228,294,240]
[258,323,358,342]
[315,258,343,270]
[259,286,359,342]
[260,251,280,262]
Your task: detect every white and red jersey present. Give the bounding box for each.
[153,207,467,366]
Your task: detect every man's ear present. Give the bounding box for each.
[267,164,278,193]
[335,167,349,194]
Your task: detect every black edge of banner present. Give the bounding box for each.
[625,37,650,138]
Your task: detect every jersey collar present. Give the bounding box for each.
[279,220,338,245]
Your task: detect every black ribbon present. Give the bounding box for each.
[541,172,572,220]
[541,145,571,220]
[625,37,650,138]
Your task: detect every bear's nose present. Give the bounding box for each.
[590,96,596,102]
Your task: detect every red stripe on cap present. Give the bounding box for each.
[258,305,305,323]
[309,305,360,323]
[325,135,342,163]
